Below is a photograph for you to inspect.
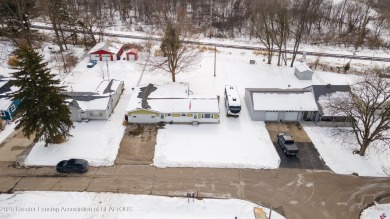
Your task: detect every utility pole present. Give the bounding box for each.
[214,46,216,77]
[106,58,110,81]
[209,0,213,38]
[268,160,280,219]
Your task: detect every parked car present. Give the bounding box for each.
[87,60,97,68]
[56,159,89,173]
[277,133,299,156]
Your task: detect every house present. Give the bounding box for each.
[125,83,220,124]
[126,48,138,61]
[294,63,314,80]
[66,79,124,121]
[0,79,20,121]
[89,41,124,61]
[310,84,352,127]
[244,88,319,122]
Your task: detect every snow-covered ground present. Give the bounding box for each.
[2,33,384,173]
[24,55,142,166]
[0,191,286,219]
[361,203,390,219]
[303,126,389,176]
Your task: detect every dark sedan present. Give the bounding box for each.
[56,159,89,174]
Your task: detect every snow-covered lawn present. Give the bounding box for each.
[0,191,286,219]
[303,126,389,177]
[25,57,142,166]
[154,107,279,169]
[361,203,390,219]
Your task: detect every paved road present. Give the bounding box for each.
[31,24,390,63]
[0,162,389,219]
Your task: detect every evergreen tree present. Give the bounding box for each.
[11,44,73,146]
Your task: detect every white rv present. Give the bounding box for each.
[224,85,241,117]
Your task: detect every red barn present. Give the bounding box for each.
[89,41,123,61]
[126,48,138,61]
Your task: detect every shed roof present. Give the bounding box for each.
[89,41,123,54]
[295,63,313,73]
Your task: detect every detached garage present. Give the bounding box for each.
[89,41,124,61]
[244,88,319,122]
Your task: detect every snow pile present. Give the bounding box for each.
[0,191,286,219]
[361,203,390,219]
[303,126,389,176]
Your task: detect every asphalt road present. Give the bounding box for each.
[274,142,330,170]
[0,162,389,219]
[31,24,390,63]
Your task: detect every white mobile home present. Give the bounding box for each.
[125,83,220,124]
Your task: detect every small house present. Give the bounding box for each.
[0,97,20,121]
[125,83,220,124]
[126,48,138,61]
[0,80,19,121]
[66,79,124,121]
[89,41,124,61]
[294,63,314,80]
[244,88,319,122]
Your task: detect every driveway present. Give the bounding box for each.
[274,142,330,170]
[266,122,330,170]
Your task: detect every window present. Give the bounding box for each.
[167,113,171,117]
[151,116,155,118]
[133,116,137,118]
[10,104,16,112]
[182,113,186,117]
[0,111,5,116]
[187,113,193,117]
[204,114,211,118]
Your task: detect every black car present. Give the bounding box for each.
[277,133,299,156]
[56,159,89,173]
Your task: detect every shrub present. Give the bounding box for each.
[7,55,18,67]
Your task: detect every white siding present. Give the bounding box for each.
[284,112,299,121]
[265,111,279,121]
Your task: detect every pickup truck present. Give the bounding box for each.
[277,132,299,156]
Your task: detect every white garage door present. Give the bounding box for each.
[90,54,100,61]
[265,111,279,121]
[102,54,112,61]
[284,112,299,121]
[130,114,156,123]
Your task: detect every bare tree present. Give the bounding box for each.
[253,1,277,64]
[322,70,390,156]
[150,22,199,82]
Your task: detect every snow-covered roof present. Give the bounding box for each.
[252,92,318,111]
[147,82,189,98]
[0,97,12,111]
[66,79,123,111]
[148,97,219,113]
[76,98,110,111]
[318,92,350,116]
[89,41,123,54]
[295,63,313,73]
[126,48,138,54]
[96,79,123,95]
[126,83,219,113]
